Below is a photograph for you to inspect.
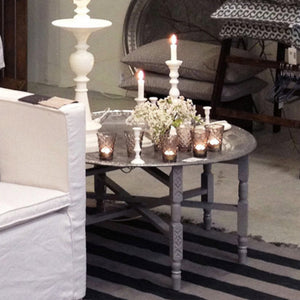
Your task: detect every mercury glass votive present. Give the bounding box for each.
[124,130,144,157]
[193,128,208,158]
[162,135,178,162]
[97,132,117,160]
[176,124,192,152]
[205,124,224,152]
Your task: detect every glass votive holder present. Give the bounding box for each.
[205,123,224,152]
[176,124,192,152]
[97,132,117,161]
[193,128,208,158]
[124,130,144,157]
[162,135,178,163]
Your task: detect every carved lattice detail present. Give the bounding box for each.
[170,223,183,261]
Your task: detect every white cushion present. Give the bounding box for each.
[0,182,70,230]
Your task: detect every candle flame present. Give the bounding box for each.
[137,70,144,80]
[195,144,205,150]
[209,138,219,145]
[164,150,175,155]
[170,34,177,45]
[101,147,111,154]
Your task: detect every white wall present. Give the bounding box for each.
[28,0,132,96]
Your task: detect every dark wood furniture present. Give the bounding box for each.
[211,1,300,132]
[0,0,27,91]
[212,40,300,132]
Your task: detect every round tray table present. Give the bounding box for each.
[86,110,257,291]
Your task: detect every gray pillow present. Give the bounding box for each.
[121,39,264,84]
[119,72,267,102]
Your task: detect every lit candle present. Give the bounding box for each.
[163,149,177,162]
[193,143,207,158]
[100,146,113,160]
[169,34,177,61]
[208,138,221,151]
[137,70,145,100]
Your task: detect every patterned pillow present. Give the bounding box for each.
[119,72,267,102]
[211,0,300,26]
[121,39,264,84]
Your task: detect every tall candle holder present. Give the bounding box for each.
[52,0,112,153]
[131,127,145,164]
[203,106,212,124]
[165,60,183,103]
[134,97,147,106]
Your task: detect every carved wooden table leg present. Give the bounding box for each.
[201,164,214,230]
[237,155,249,264]
[94,172,106,211]
[169,166,183,291]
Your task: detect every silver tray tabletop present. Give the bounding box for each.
[86,110,257,167]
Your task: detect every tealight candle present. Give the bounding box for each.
[163,149,177,162]
[100,146,113,160]
[97,132,116,161]
[205,124,224,152]
[207,138,221,151]
[193,128,208,158]
[169,34,177,61]
[162,134,178,163]
[137,70,145,100]
[193,143,207,157]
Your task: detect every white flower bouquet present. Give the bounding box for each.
[126,96,202,145]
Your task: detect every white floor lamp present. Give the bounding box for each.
[52,0,112,153]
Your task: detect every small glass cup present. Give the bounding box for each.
[176,124,192,152]
[193,127,208,158]
[162,135,178,163]
[124,130,144,157]
[205,124,224,152]
[97,132,117,161]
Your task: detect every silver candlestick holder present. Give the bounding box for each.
[165,60,183,103]
[131,127,145,165]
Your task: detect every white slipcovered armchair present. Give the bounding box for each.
[0,88,86,300]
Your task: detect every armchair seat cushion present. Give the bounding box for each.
[0,182,70,230]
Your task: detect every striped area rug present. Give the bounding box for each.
[84,219,300,300]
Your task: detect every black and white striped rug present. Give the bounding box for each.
[84,219,300,300]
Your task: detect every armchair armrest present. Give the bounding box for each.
[0,92,85,193]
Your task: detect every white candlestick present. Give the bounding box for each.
[203,106,211,124]
[170,34,177,61]
[52,1,112,153]
[137,70,145,100]
[131,127,145,165]
[166,59,182,102]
